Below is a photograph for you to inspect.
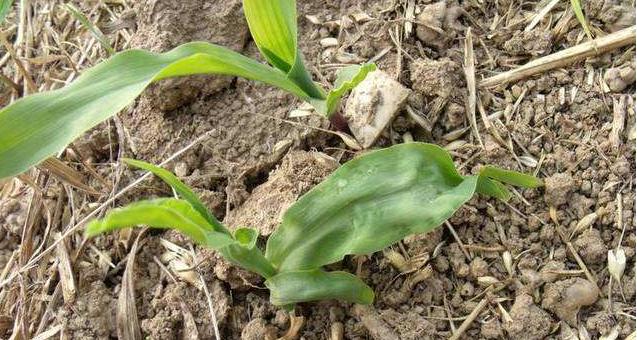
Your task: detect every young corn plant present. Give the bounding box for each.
[87,142,542,307]
[0,0,376,179]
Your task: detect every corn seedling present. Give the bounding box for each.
[570,0,594,40]
[0,0,376,179]
[0,0,12,24]
[86,143,542,307]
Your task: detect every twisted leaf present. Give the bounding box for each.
[124,159,227,233]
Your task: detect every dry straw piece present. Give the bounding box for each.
[480,26,636,88]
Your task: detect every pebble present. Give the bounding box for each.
[542,278,599,326]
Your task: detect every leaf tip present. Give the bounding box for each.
[359,285,375,305]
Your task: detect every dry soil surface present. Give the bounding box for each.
[0,0,635,339]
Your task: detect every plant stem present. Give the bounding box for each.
[288,53,325,100]
[221,245,277,279]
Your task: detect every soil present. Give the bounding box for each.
[0,0,635,339]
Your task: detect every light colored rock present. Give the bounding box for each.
[542,278,600,326]
[604,66,635,93]
[343,70,410,148]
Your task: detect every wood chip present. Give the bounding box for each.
[463,27,483,148]
[38,158,100,196]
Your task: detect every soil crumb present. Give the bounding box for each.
[542,278,600,326]
[55,281,116,339]
[224,151,339,236]
[503,294,554,340]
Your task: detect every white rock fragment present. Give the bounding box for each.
[343,70,410,148]
[320,37,339,47]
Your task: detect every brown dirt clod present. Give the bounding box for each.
[542,278,600,326]
[224,151,339,236]
[503,294,555,340]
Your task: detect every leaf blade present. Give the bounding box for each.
[123,159,227,234]
[312,63,377,116]
[242,0,297,71]
[85,198,235,249]
[570,0,594,40]
[64,3,115,55]
[0,0,13,24]
[265,270,374,306]
[265,143,479,271]
[242,0,325,99]
[0,42,309,179]
[480,165,543,188]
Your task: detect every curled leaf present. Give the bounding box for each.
[480,165,543,188]
[234,227,259,248]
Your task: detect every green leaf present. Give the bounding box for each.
[123,159,228,234]
[120,159,275,278]
[86,198,235,249]
[311,63,378,117]
[242,0,296,72]
[220,244,277,279]
[0,42,310,179]
[480,165,543,188]
[476,176,511,201]
[266,143,479,271]
[0,0,13,24]
[234,227,259,248]
[265,269,374,306]
[570,0,594,40]
[64,3,115,55]
[242,0,324,99]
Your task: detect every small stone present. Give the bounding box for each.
[173,162,189,177]
[329,306,345,322]
[586,312,616,337]
[415,2,446,49]
[604,66,636,92]
[481,319,503,339]
[415,1,463,50]
[542,278,599,326]
[273,310,289,328]
[469,257,489,278]
[409,57,462,99]
[343,70,410,148]
[503,30,553,56]
[539,260,565,283]
[241,318,277,340]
